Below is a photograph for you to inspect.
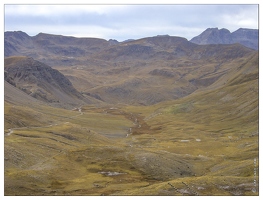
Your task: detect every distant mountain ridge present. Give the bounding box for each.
[4,31,110,66]
[4,30,258,106]
[190,28,258,50]
[4,28,258,65]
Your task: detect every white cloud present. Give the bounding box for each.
[220,6,258,31]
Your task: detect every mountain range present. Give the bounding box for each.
[4,28,259,196]
[4,28,258,107]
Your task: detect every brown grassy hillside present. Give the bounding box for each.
[4,32,258,196]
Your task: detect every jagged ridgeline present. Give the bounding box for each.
[190,28,258,50]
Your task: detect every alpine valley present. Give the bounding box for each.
[4,28,259,196]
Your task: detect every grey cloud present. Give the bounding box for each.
[4,4,258,41]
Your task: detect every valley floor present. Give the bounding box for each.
[4,101,259,196]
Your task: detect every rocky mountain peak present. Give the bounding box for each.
[190,27,258,50]
[190,28,232,45]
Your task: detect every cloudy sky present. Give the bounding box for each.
[4,4,258,41]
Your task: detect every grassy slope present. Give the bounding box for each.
[54,44,256,106]
[4,53,258,196]
[117,53,258,195]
